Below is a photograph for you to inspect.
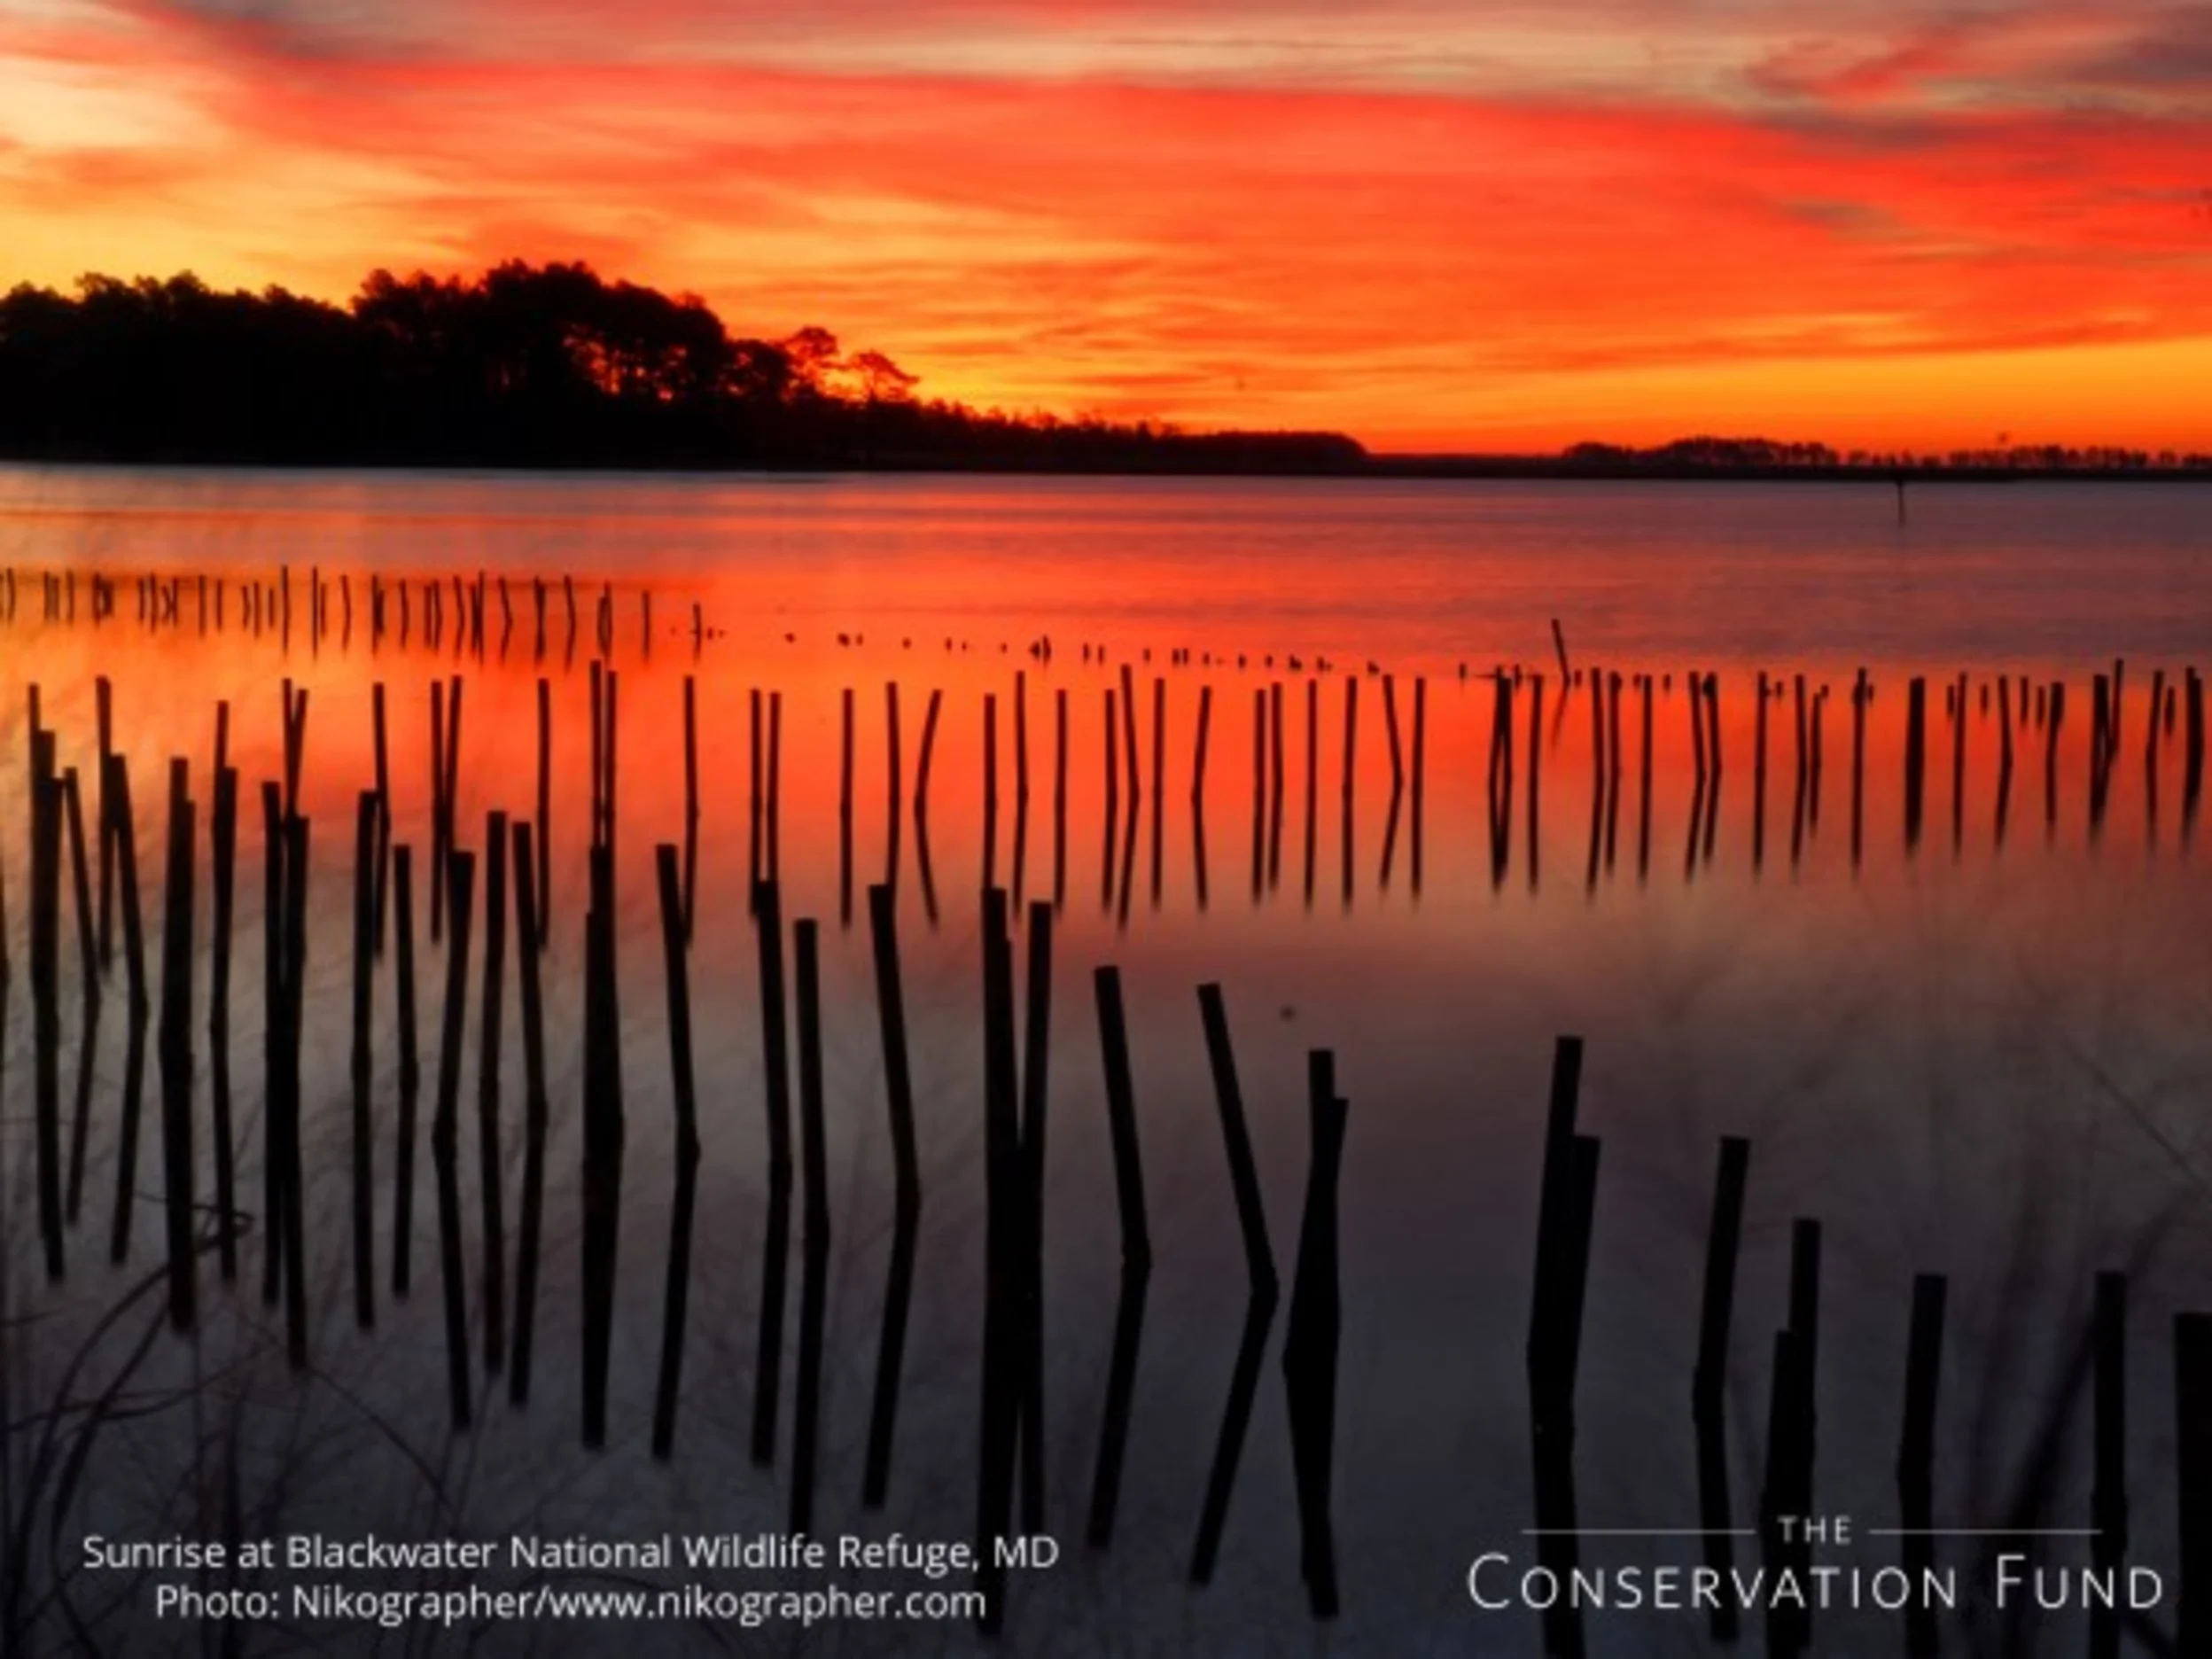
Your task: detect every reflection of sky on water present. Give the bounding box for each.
[1,469,2208,1653]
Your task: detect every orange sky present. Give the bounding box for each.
[4,0,2211,451]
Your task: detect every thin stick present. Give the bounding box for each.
[537,676,552,950]
[391,847,421,1298]
[157,759,198,1331]
[863,883,920,1506]
[1017,900,1053,1532]
[1087,964,1151,1548]
[791,918,831,1530]
[478,810,510,1375]
[279,810,311,1369]
[432,849,477,1428]
[651,845,703,1459]
[1197,984,1274,1296]
[373,682,392,956]
[915,689,943,822]
[752,878,794,1466]
[510,822,549,1404]
[106,755,149,1270]
[350,790,377,1330]
[60,769,99,1226]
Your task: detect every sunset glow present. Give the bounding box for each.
[5,0,2211,451]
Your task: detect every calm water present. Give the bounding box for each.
[2,465,2209,1656]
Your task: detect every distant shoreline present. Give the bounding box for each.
[1365,457,2212,484]
[3,451,2210,486]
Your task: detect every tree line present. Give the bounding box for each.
[1562,435,2212,473]
[0,261,1367,473]
[1,262,2195,479]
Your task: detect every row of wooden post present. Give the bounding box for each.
[1,564,696,668]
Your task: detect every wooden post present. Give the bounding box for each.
[1951,671,1967,854]
[1198,984,1275,1297]
[1340,678,1359,908]
[107,755,151,1270]
[838,686,853,928]
[650,845,702,1459]
[1411,676,1427,893]
[479,811,510,1376]
[1764,1217,1822,1656]
[534,677,551,951]
[1850,669,1868,868]
[885,682,904,891]
[1904,675,1927,852]
[257,781,284,1302]
[60,767,100,1225]
[975,887,1023,1633]
[1188,984,1280,1586]
[1382,674,1403,796]
[1087,963,1151,1547]
[1053,687,1069,910]
[863,883,920,1506]
[442,684,463,899]
[602,667,625,868]
[1106,687,1122,912]
[752,878,794,1466]
[1119,662,1141,806]
[791,918,831,1530]
[510,822,549,1405]
[1897,1273,1946,1659]
[1017,901,1054,1531]
[579,843,626,1447]
[392,846,421,1299]
[30,727,62,1279]
[350,789,377,1330]
[1753,672,1769,870]
[2045,678,2068,837]
[280,809,311,1369]
[286,681,309,823]
[1282,1051,1347,1619]
[1528,1035,1585,1407]
[1694,1134,1751,1644]
[431,679,448,941]
[1193,685,1213,804]
[2185,669,2204,837]
[157,759,198,1331]
[96,675,113,967]
[1304,679,1319,907]
[1269,680,1286,892]
[1693,1137,1751,1419]
[432,849,477,1427]
[1250,686,1266,902]
[984,693,1000,892]
[373,682,392,957]
[915,689,943,823]
[1150,678,1167,907]
[1762,1328,1811,1657]
[1015,669,1031,806]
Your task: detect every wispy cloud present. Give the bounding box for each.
[3,0,2209,446]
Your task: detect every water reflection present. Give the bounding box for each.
[2,499,2211,1653]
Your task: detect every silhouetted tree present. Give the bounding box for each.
[0,260,1366,473]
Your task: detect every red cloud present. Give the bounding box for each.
[4,0,2211,448]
